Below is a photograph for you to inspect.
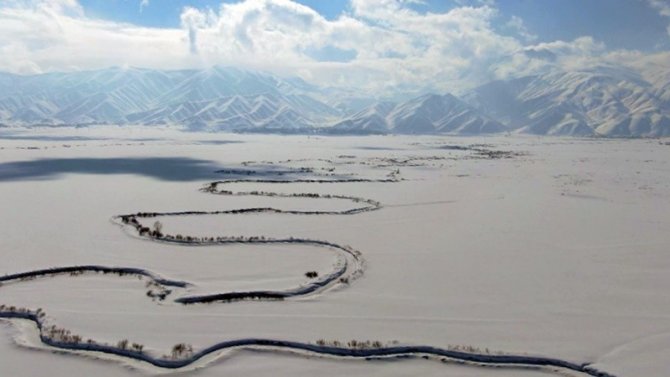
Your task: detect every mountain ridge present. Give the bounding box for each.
[1,65,669,137]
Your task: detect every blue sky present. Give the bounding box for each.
[79,0,350,25]
[1,0,669,93]
[496,0,670,51]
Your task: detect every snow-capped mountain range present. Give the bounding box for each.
[462,68,670,137]
[331,94,506,135]
[1,65,669,137]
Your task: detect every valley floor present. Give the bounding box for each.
[0,126,669,377]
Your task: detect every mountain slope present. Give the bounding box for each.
[125,93,315,131]
[0,66,340,129]
[1,65,669,137]
[329,102,396,134]
[332,94,506,134]
[464,68,670,137]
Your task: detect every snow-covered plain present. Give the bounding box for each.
[0,126,669,377]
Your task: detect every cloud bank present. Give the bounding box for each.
[0,0,667,95]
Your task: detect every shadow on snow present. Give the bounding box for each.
[0,157,294,182]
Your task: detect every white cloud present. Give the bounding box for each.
[526,36,605,59]
[485,37,601,81]
[0,0,187,74]
[180,6,213,55]
[178,0,527,93]
[647,0,670,36]
[454,0,496,6]
[0,0,660,95]
[648,0,670,17]
[506,15,536,42]
[139,0,149,13]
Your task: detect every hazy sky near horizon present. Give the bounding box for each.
[1,0,669,93]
